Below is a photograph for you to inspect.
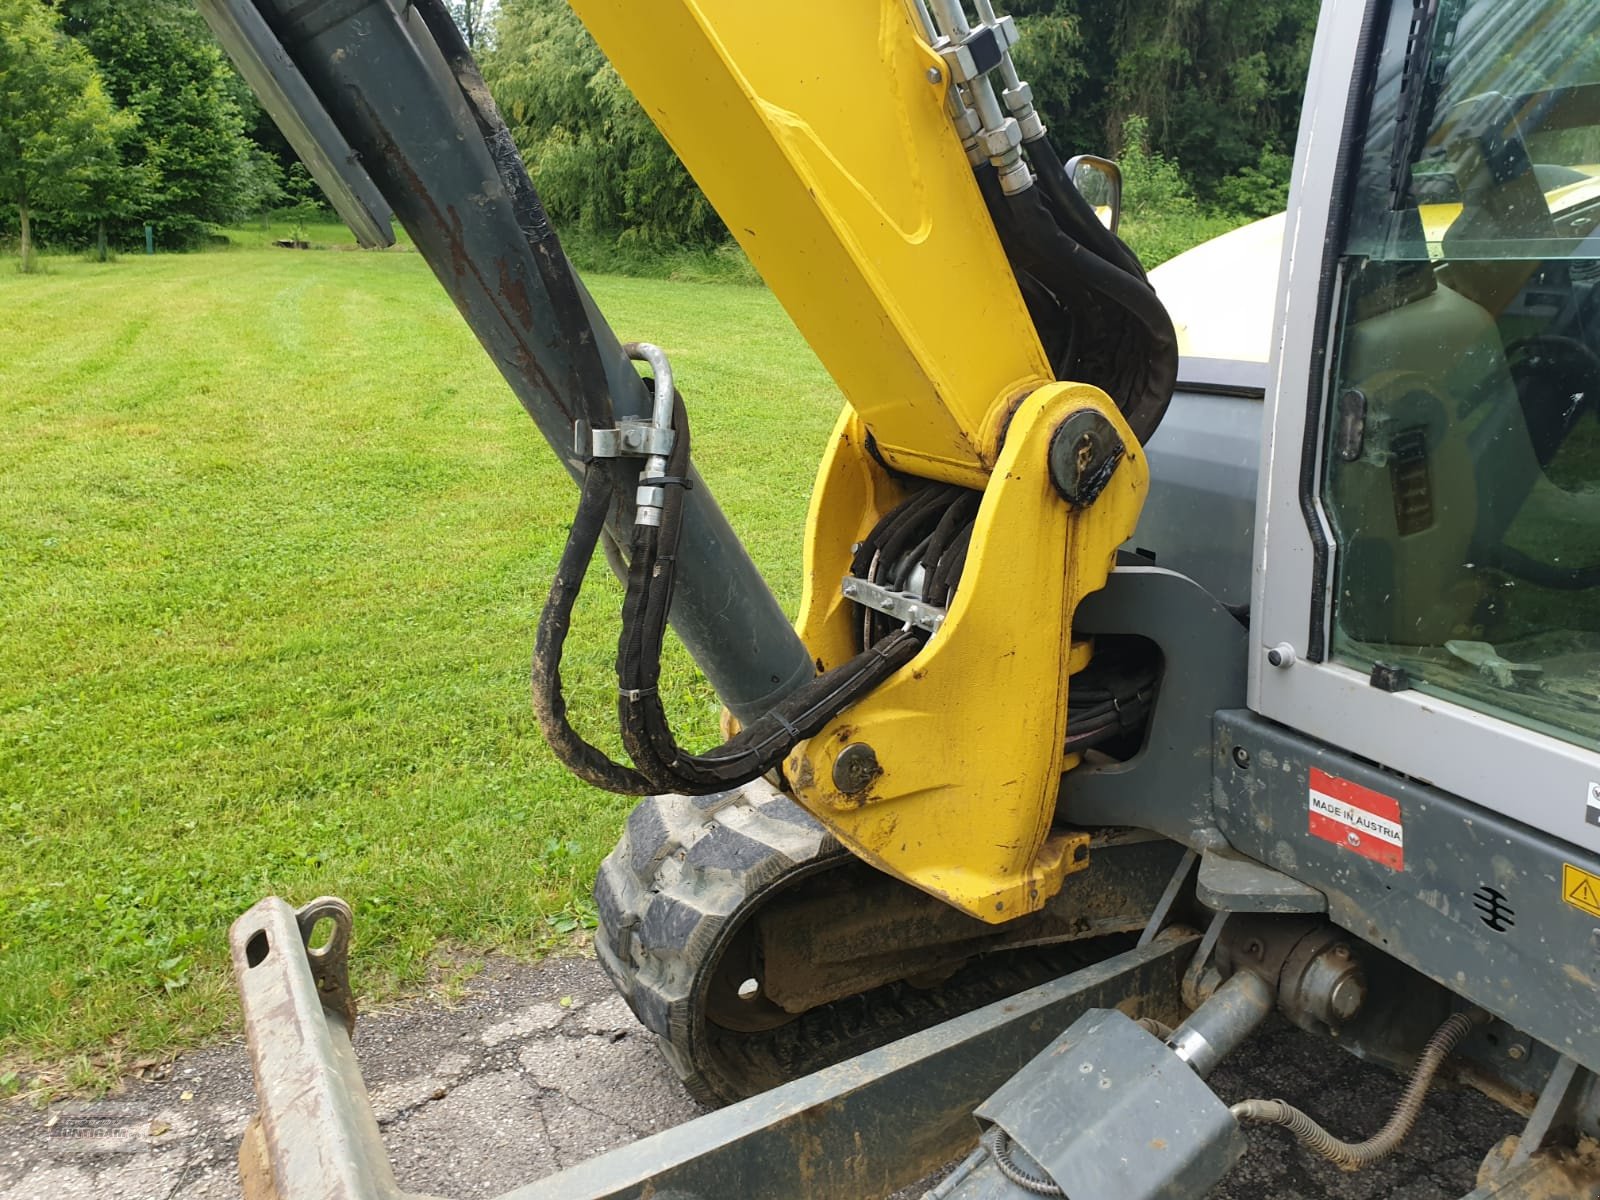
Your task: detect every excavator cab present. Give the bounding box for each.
[1258,0,1600,785]
[1319,0,1600,754]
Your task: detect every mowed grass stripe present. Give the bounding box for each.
[0,246,840,1088]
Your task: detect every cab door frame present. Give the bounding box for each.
[1248,0,1600,854]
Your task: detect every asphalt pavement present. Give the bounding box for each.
[0,953,1519,1199]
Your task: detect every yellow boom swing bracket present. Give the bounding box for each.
[569,0,1150,922]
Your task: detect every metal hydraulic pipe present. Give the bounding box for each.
[924,0,1032,191]
[215,0,814,724]
[620,343,674,529]
[907,0,985,164]
[1165,970,1275,1078]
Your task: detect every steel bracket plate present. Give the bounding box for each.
[588,420,675,459]
[840,575,948,634]
[977,1008,1245,1200]
[1196,846,1327,914]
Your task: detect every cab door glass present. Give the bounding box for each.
[1324,0,1600,752]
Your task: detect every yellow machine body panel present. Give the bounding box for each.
[787,383,1147,922]
[572,0,1152,924]
[568,0,1054,487]
[792,405,912,675]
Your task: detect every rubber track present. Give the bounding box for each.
[594,779,1118,1106]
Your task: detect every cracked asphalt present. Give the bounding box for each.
[0,953,1519,1200]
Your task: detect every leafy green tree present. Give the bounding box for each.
[1002,0,1315,200]
[74,108,149,261]
[1009,8,1089,145]
[481,0,1315,258]
[447,0,491,49]
[1213,146,1294,218]
[0,0,130,271]
[1116,115,1233,264]
[483,0,725,247]
[58,0,256,247]
[237,145,287,231]
[1105,0,1316,191]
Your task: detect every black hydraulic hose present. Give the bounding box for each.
[870,487,960,633]
[1023,134,1147,282]
[1002,182,1178,444]
[977,161,1098,322]
[972,162,1088,380]
[403,7,898,797]
[918,492,981,587]
[615,394,922,793]
[852,487,953,578]
[849,491,925,577]
[528,380,920,796]
[530,467,652,794]
[970,154,1177,446]
[928,523,974,605]
[976,165,1155,442]
[1232,1009,1488,1169]
[1016,267,1076,377]
[877,488,957,568]
[848,485,954,646]
[421,0,651,792]
[921,492,979,579]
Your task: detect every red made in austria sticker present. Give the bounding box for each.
[1308,767,1404,870]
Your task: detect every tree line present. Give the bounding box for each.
[2,0,1316,272]
[0,0,299,270]
[480,0,1317,257]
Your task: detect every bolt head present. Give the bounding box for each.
[832,743,881,794]
[1508,1043,1527,1061]
[1329,975,1366,1021]
[1048,410,1124,505]
[1232,745,1251,769]
[926,66,943,84]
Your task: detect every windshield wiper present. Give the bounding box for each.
[1388,0,1466,207]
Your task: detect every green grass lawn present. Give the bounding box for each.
[0,244,842,1092]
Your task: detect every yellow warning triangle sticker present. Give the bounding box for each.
[1563,864,1600,919]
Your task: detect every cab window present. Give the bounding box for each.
[1322,0,1600,752]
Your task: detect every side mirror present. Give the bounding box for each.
[1065,154,1123,235]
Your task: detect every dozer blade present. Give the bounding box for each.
[229,893,1196,1200]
